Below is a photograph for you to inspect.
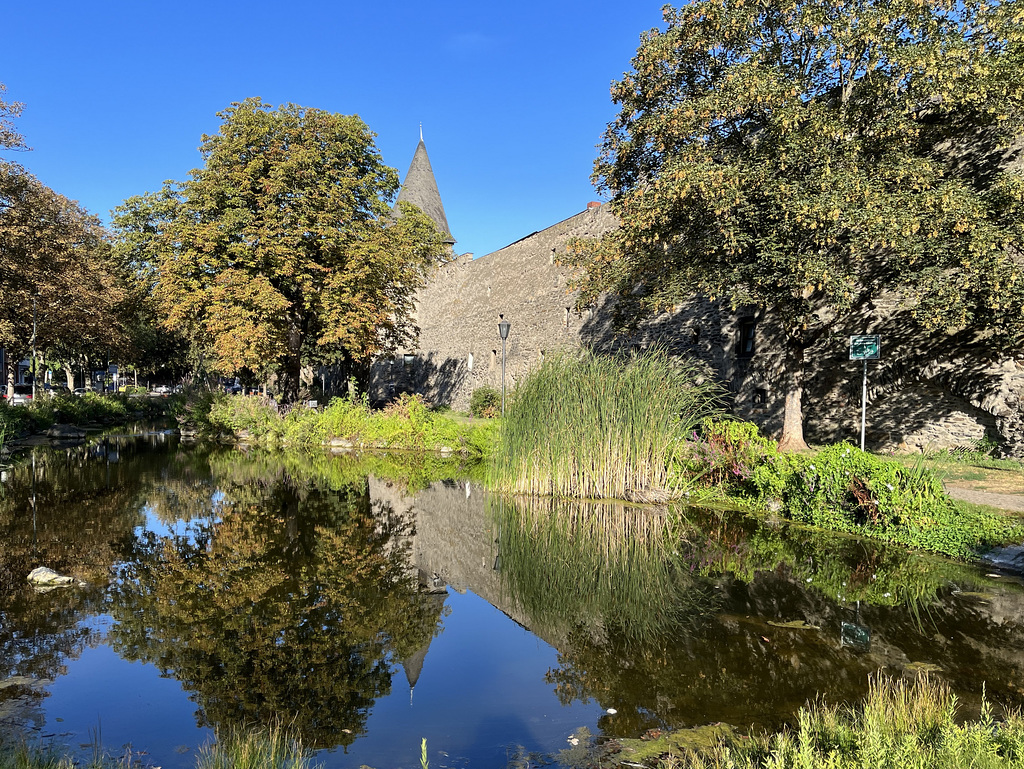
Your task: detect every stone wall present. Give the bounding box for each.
[372,203,1024,457]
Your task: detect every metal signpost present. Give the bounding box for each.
[849,335,880,451]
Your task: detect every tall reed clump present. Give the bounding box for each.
[490,348,722,501]
[195,726,319,769]
[649,675,1024,769]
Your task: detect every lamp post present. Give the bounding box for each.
[498,315,511,415]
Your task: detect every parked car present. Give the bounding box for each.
[8,384,34,406]
[73,387,87,396]
[152,385,171,396]
[44,383,70,397]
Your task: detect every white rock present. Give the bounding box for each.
[27,567,75,585]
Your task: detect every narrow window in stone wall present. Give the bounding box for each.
[491,350,497,370]
[403,353,416,371]
[737,318,756,359]
[550,248,556,265]
[564,308,570,328]
[754,387,768,405]
[467,353,474,371]
[539,350,545,362]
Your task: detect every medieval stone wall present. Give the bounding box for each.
[373,203,1024,456]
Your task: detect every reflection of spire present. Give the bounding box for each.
[399,585,448,705]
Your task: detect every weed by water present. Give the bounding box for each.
[638,675,1024,769]
[489,348,723,501]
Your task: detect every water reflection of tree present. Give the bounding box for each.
[524,505,1024,736]
[106,468,446,748]
[0,442,166,709]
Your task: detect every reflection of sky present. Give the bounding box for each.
[27,587,605,769]
[333,589,607,769]
[136,490,228,541]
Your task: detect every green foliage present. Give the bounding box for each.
[567,0,1024,446]
[197,727,319,769]
[469,386,501,418]
[177,391,496,457]
[751,443,1020,558]
[677,418,779,495]
[112,98,450,402]
[490,348,723,501]
[643,676,1024,769]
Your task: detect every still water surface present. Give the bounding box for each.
[2,433,1024,767]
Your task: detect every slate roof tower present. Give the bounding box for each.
[394,127,456,245]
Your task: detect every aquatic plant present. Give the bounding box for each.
[196,726,318,769]
[635,675,1024,769]
[178,390,497,456]
[489,348,723,501]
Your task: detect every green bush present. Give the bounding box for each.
[469,386,501,418]
[678,418,778,494]
[752,442,1018,558]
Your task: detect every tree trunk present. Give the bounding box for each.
[777,337,810,453]
[5,360,14,399]
[280,316,304,404]
[64,364,74,391]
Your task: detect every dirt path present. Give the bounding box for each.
[946,486,1024,513]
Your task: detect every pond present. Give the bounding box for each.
[2,433,1024,768]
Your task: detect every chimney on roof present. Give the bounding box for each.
[587,201,602,211]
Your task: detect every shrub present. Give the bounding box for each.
[469,386,501,418]
[680,418,778,493]
[752,442,1019,558]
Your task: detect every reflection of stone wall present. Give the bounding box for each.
[373,202,1023,456]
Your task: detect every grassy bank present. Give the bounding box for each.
[615,675,1024,769]
[486,350,1021,560]
[0,392,170,439]
[179,390,497,457]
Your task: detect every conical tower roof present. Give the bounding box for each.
[394,131,455,244]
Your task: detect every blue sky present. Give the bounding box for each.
[1,0,668,259]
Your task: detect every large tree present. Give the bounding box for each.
[114,98,449,402]
[0,164,128,395]
[569,0,1024,450]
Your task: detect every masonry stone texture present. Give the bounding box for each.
[372,142,1024,458]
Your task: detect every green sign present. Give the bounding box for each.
[850,335,880,361]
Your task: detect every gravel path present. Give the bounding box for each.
[946,486,1024,513]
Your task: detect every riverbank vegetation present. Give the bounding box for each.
[489,349,1021,559]
[0,726,316,769]
[0,393,170,439]
[178,390,496,457]
[488,348,722,501]
[618,675,1024,769]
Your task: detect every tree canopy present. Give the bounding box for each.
[0,163,128,392]
[568,0,1024,449]
[113,98,449,402]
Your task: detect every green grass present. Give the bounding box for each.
[178,391,499,456]
[1,727,320,769]
[489,348,723,501]
[627,675,1024,769]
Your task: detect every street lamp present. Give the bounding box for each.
[498,315,511,415]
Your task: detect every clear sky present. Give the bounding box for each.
[1,0,668,259]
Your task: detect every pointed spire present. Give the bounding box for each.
[394,130,455,245]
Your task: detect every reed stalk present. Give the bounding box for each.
[489,348,722,501]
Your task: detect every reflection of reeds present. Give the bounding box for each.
[489,349,721,502]
[491,495,716,643]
